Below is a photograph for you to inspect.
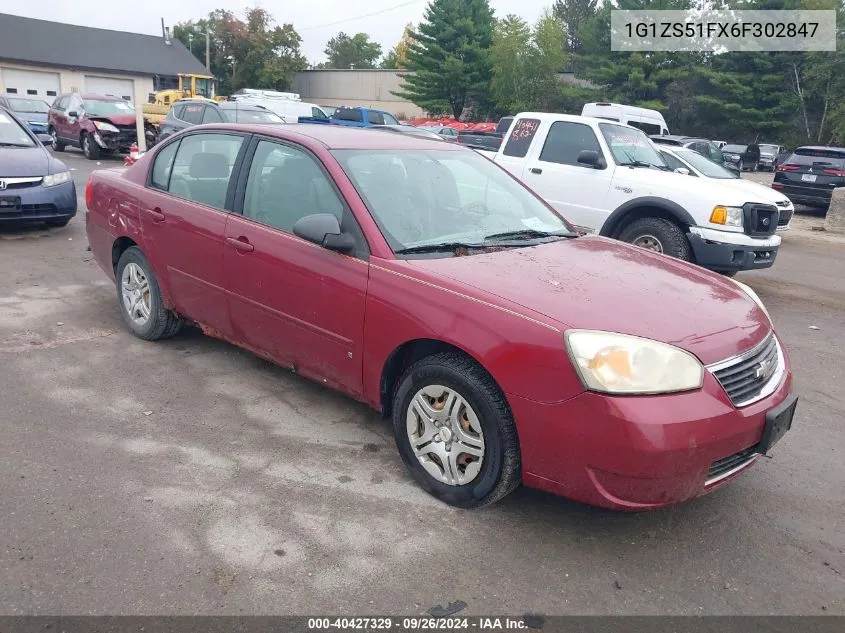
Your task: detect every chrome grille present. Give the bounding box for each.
[709,334,783,407]
[706,446,759,485]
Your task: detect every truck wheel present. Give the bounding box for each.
[618,217,693,262]
[82,133,101,160]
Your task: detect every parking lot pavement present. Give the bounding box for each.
[1,150,843,615]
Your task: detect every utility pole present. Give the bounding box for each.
[205,30,211,71]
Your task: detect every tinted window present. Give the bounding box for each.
[181,103,205,125]
[786,149,845,168]
[167,133,245,210]
[335,108,364,122]
[201,106,224,124]
[242,140,344,234]
[383,112,399,125]
[708,143,725,163]
[627,120,661,135]
[150,140,180,190]
[660,151,688,172]
[539,121,603,166]
[503,118,540,158]
[367,111,386,125]
[171,103,186,120]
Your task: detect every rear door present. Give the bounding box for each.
[140,131,249,335]
[776,148,845,197]
[522,119,613,232]
[223,138,370,395]
[52,95,70,139]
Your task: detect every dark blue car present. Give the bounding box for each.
[0,106,77,227]
[0,96,50,135]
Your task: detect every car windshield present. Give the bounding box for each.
[223,108,284,124]
[332,148,576,255]
[84,100,134,116]
[599,123,667,168]
[759,144,779,155]
[674,149,738,179]
[7,98,50,114]
[0,110,36,147]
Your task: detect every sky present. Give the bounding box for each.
[0,0,552,65]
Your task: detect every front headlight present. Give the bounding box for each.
[92,120,119,133]
[710,205,744,228]
[565,330,704,395]
[42,171,71,187]
[729,279,771,322]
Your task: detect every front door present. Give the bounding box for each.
[140,131,248,336]
[223,138,369,396]
[523,120,613,232]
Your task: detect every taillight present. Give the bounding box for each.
[85,177,93,209]
[823,169,845,177]
[776,164,799,171]
[772,183,784,189]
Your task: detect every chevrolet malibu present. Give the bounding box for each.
[85,124,797,509]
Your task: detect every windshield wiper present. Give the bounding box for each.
[395,242,485,255]
[619,160,668,170]
[484,228,575,241]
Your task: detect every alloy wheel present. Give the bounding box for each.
[121,263,152,326]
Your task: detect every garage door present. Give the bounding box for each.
[84,76,134,103]
[1,68,60,101]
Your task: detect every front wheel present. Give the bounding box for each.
[391,352,521,508]
[618,217,693,261]
[82,132,101,160]
[115,247,182,341]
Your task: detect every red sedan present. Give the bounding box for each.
[85,123,797,510]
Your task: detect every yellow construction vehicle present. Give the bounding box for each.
[143,74,225,125]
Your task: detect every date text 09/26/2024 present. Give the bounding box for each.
[307,617,533,630]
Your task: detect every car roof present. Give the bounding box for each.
[74,94,127,101]
[192,123,465,150]
[794,145,845,152]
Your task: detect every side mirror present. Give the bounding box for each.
[674,167,690,175]
[293,213,356,253]
[67,111,78,118]
[577,149,605,169]
[36,133,53,146]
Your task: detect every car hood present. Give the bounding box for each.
[720,178,791,205]
[613,165,763,206]
[0,145,51,176]
[90,114,138,126]
[407,236,770,365]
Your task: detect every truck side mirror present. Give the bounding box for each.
[577,150,605,169]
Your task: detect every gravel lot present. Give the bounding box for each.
[0,150,843,615]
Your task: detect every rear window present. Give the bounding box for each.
[786,149,845,168]
[222,108,283,124]
[627,120,662,135]
[335,108,364,122]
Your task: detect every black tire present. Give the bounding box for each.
[115,247,181,341]
[617,217,693,261]
[49,127,65,151]
[45,218,71,228]
[719,270,738,278]
[82,132,100,160]
[391,352,521,508]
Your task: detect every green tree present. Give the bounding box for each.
[552,0,598,53]
[395,0,496,119]
[381,23,416,68]
[322,32,382,69]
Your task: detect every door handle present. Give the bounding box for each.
[529,167,543,175]
[226,236,254,253]
[145,207,166,223]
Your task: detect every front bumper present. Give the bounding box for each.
[0,180,77,223]
[512,346,795,510]
[94,129,156,153]
[687,226,780,272]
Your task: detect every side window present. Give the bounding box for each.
[502,118,541,158]
[171,103,186,120]
[181,104,205,125]
[167,133,245,210]
[242,140,345,234]
[538,121,603,166]
[661,152,688,173]
[709,144,724,162]
[201,106,224,124]
[149,140,180,190]
[68,95,82,113]
[366,111,385,125]
[383,113,399,125]
[311,106,328,120]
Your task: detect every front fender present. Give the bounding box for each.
[601,196,697,238]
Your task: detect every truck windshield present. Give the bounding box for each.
[332,148,575,255]
[599,123,668,168]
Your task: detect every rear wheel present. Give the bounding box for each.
[82,132,100,160]
[49,127,65,151]
[115,247,181,341]
[618,217,693,262]
[391,352,521,508]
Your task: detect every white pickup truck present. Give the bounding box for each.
[478,112,782,275]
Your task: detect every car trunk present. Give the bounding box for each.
[774,149,845,197]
